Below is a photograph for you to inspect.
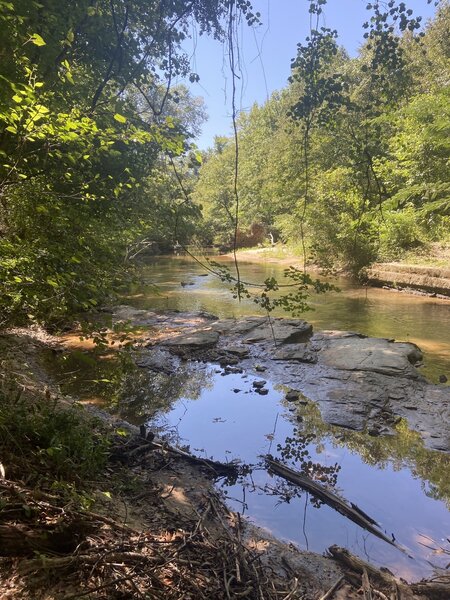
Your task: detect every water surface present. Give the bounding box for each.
[53,254,450,581]
[122,255,450,382]
[140,363,450,582]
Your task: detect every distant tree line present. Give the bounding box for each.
[194,2,450,273]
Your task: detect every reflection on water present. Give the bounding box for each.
[148,365,450,581]
[47,254,450,581]
[122,256,450,383]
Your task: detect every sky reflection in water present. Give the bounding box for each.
[140,364,450,582]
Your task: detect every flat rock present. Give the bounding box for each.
[274,344,317,363]
[243,319,313,344]
[224,345,250,358]
[113,305,218,328]
[113,305,159,325]
[317,336,422,378]
[162,329,219,348]
[145,313,450,452]
[134,348,176,373]
[211,317,266,335]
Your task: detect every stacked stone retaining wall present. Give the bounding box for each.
[366,263,450,297]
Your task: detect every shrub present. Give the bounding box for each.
[379,205,424,260]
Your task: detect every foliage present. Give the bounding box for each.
[0,0,253,327]
[195,2,449,272]
[378,205,424,260]
[207,260,338,318]
[0,389,109,481]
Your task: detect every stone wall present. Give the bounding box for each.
[365,263,450,297]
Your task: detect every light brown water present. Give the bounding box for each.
[122,255,450,383]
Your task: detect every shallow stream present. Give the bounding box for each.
[56,255,450,581]
[123,255,450,383]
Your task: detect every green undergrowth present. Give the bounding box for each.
[0,387,111,487]
[392,242,450,269]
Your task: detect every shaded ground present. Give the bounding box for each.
[0,328,349,599]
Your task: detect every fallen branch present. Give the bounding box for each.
[116,435,240,476]
[265,457,404,552]
[410,579,450,600]
[19,550,159,575]
[330,545,450,599]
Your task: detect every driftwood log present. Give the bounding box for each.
[150,439,239,475]
[328,545,450,600]
[265,456,405,552]
[111,432,239,477]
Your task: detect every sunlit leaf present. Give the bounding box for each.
[30,33,46,46]
[113,113,127,123]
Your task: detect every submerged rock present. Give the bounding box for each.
[252,380,267,389]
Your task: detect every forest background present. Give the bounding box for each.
[0,0,449,328]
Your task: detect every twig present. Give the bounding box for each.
[62,575,135,600]
[362,568,373,600]
[317,575,345,600]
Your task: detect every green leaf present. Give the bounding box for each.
[46,278,59,288]
[115,428,129,437]
[113,113,127,123]
[30,33,46,47]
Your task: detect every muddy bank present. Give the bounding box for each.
[365,263,450,298]
[115,306,450,452]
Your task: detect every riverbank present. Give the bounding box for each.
[228,244,450,297]
[0,326,358,600]
[2,319,449,598]
[365,262,450,297]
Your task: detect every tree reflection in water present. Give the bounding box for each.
[264,428,341,508]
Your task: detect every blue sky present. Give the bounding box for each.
[182,0,437,149]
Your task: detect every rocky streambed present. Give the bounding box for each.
[114,305,450,453]
[3,310,450,599]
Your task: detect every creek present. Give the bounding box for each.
[123,255,450,383]
[55,255,450,581]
